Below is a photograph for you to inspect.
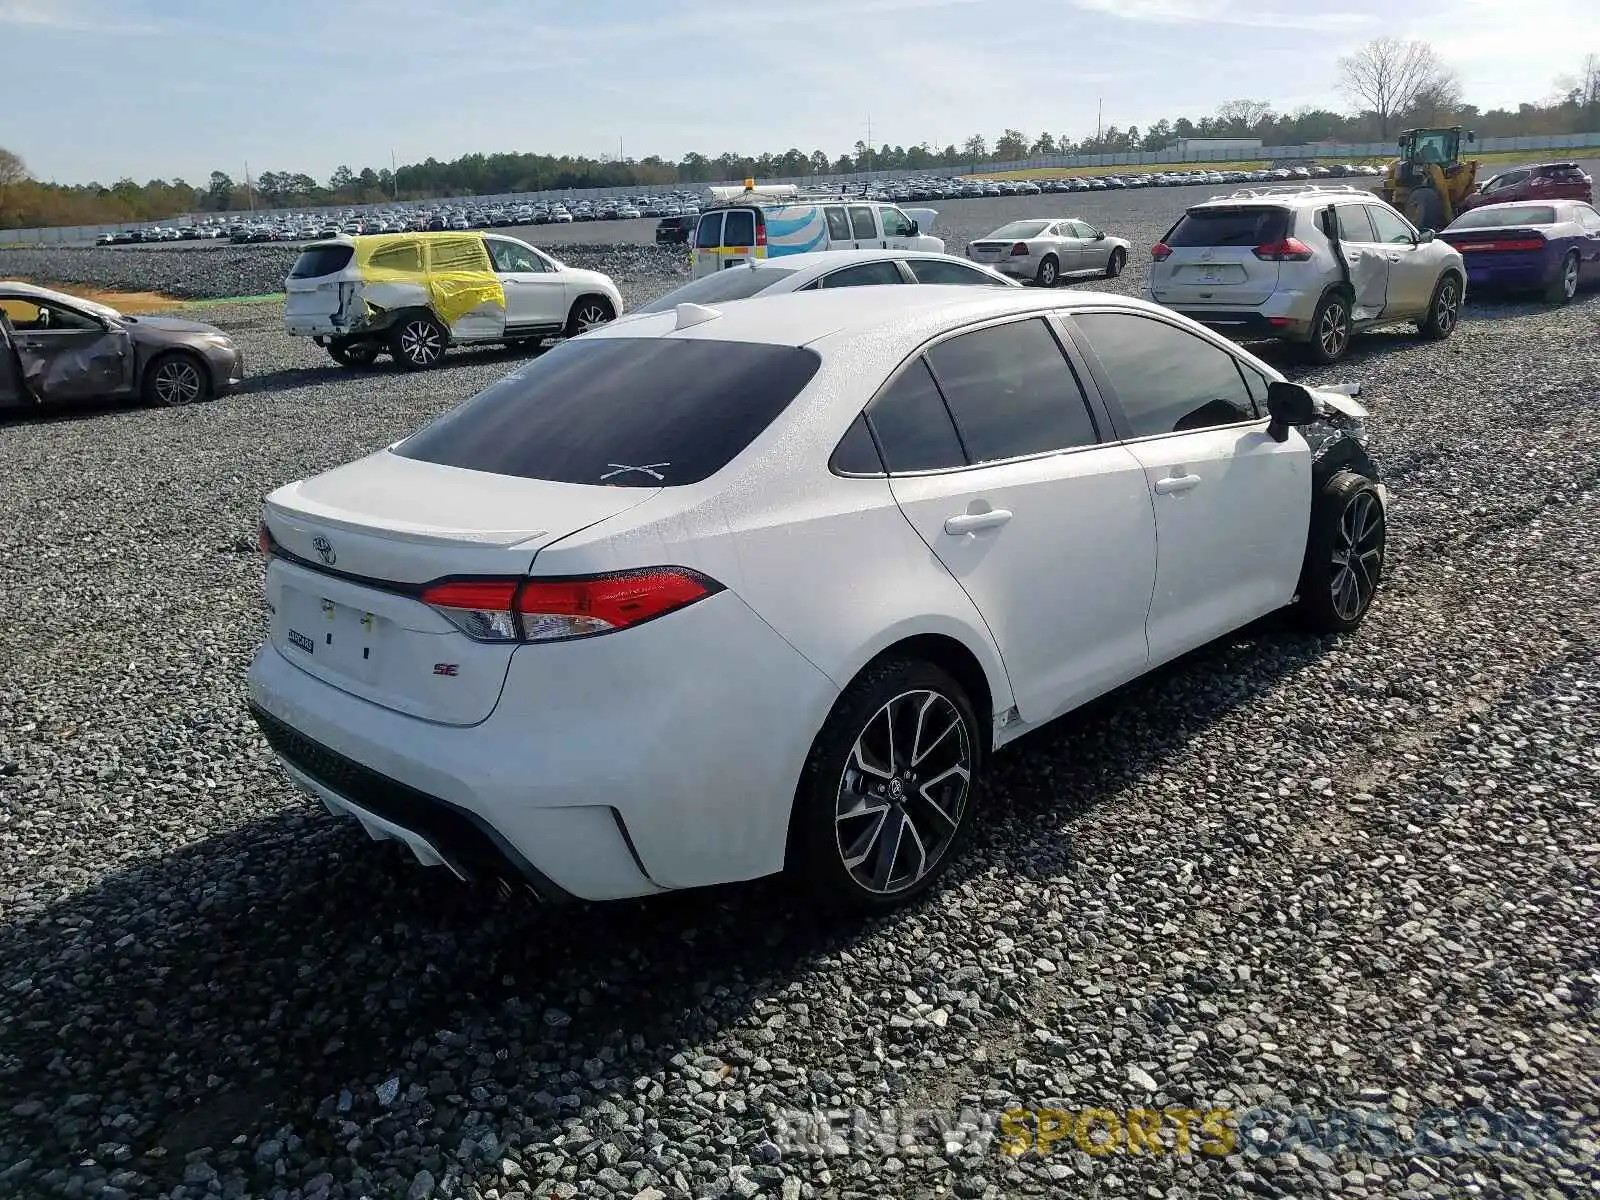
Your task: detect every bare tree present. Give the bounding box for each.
[1214,99,1275,134]
[1556,52,1600,123]
[1337,38,1457,138]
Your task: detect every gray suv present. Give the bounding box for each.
[1146,184,1466,362]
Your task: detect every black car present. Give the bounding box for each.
[655,215,694,245]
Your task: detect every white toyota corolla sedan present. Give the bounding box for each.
[248,287,1387,910]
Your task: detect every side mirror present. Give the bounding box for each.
[1417,229,1435,243]
[1266,380,1317,443]
[1094,230,1106,240]
[1466,130,1476,144]
[907,220,919,235]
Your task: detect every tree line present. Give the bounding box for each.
[1,42,1595,230]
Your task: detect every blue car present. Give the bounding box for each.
[1440,199,1600,304]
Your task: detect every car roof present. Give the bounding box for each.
[1189,185,1379,210]
[734,248,983,273]
[585,283,1168,351]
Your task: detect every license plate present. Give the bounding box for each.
[280,592,384,683]
[1198,267,1225,283]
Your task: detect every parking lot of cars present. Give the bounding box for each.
[1,171,1597,1200]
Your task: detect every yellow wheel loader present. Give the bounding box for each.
[1378,126,1479,231]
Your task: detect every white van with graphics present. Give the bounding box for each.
[690,191,943,278]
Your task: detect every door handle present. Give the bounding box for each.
[1153,473,1201,495]
[944,509,1013,535]
[1386,254,1401,262]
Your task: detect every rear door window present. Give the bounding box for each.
[865,358,966,473]
[824,207,852,239]
[925,318,1099,463]
[428,237,492,272]
[1166,208,1289,248]
[395,338,821,486]
[290,244,355,278]
[696,213,724,248]
[722,210,756,248]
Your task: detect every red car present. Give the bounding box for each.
[1461,162,1593,212]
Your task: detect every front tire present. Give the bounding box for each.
[142,352,211,406]
[565,296,614,338]
[791,658,981,911]
[1034,255,1060,288]
[1303,290,1352,363]
[1545,252,1580,305]
[1104,247,1126,278]
[390,314,448,370]
[1294,471,1386,634]
[1417,274,1461,341]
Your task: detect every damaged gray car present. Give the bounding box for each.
[0,281,243,410]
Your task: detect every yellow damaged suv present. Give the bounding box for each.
[283,232,624,368]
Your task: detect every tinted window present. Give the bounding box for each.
[633,266,798,314]
[1069,221,1099,238]
[829,412,885,475]
[820,261,906,288]
[290,244,354,278]
[723,210,756,248]
[906,259,1007,286]
[866,359,966,473]
[396,339,821,486]
[1489,170,1529,190]
[989,220,1051,239]
[1577,205,1600,231]
[695,214,723,248]
[825,207,851,239]
[848,206,878,240]
[1446,205,1559,229]
[1235,361,1269,414]
[368,241,422,272]
[1074,312,1255,437]
[1166,208,1288,247]
[1336,205,1376,242]
[1366,206,1416,243]
[925,319,1098,463]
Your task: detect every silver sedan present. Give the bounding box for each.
[966,219,1132,287]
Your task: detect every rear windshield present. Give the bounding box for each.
[1167,207,1290,247]
[1447,205,1558,229]
[987,220,1051,240]
[634,267,799,314]
[394,338,822,486]
[289,245,354,278]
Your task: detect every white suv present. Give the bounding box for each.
[1146,184,1466,362]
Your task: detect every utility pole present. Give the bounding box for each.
[244,159,254,212]
[1096,99,1103,144]
[391,147,398,200]
[865,113,874,177]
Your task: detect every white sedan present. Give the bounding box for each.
[248,286,1387,910]
[967,218,1133,287]
[622,249,1017,320]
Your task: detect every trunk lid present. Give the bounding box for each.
[1149,205,1288,307]
[262,451,658,725]
[284,242,359,323]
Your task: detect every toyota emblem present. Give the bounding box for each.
[312,535,337,566]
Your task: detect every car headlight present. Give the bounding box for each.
[198,333,235,349]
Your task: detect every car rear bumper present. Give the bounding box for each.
[1459,256,1558,292]
[246,589,839,902]
[1163,308,1309,338]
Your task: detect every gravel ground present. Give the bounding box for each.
[1,210,1598,1200]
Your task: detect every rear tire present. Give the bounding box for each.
[1294,471,1386,634]
[390,314,448,370]
[1302,290,1352,363]
[790,658,981,911]
[1417,274,1461,340]
[1104,247,1126,278]
[142,352,211,406]
[1544,252,1580,305]
[1035,255,1060,287]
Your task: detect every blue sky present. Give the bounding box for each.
[0,0,1590,185]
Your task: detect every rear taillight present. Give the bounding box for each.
[1253,238,1314,261]
[420,568,721,643]
[258,521,271,555]
[1151,242,1172,261]
[1010,242,1029,256]
[755,217,767,248]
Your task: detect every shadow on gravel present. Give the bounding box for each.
[236,343,549,396]
[0,615,1330,1187]
[0,398,142,427]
